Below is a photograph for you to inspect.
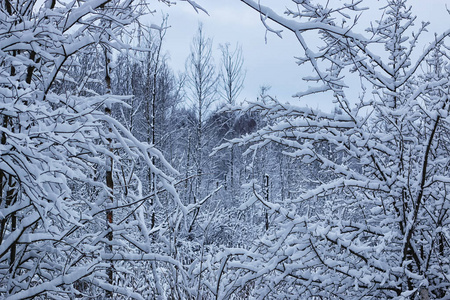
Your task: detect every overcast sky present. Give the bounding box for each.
[149,0,449,110]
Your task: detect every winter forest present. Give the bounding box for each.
[1,0,450,299]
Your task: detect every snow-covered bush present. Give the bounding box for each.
[210,0,450,298]
[0,0,196,298]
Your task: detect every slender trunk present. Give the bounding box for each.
[196,103,202,203]
[5,51,18,279]
[8,177,16,272]
[264,174,269,231]
[279,154,285,202]
[230,145,234,198]
[185,135,192,204]
[104,47,114,299]
[149,40,160,229]
[0,116,9,246]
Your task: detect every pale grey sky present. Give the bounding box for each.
[149,0,449,110]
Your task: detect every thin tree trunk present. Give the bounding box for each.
[264,174,269,231]
[104,46,114,299]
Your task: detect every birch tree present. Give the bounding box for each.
[218,43,246,196]
[185,24,218,205]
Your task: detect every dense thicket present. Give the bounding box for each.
[0,0,196,298]
[1,0,449,299]
[214,0,450,298]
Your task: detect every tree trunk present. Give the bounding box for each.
[104,46,114,299]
